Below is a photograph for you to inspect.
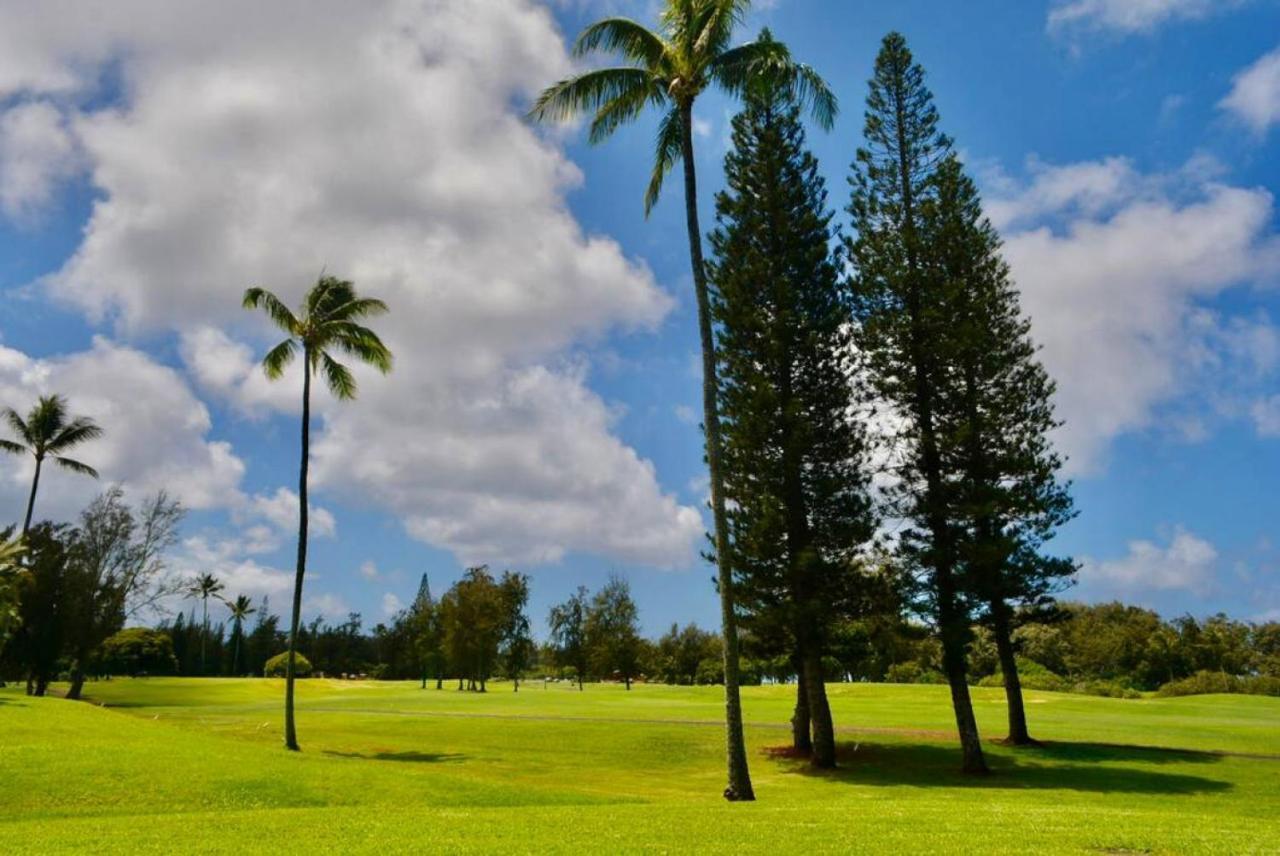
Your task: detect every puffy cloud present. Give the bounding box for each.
[359,560,380,582]
[1080,527,1218,594]
[381,592,403,618]
[0,0,702,568]
[1048,0,1245,34]
[0,100,79,221]
[0,337,245,520]
[239,486,336,541]
[1220,45,1280,134]
[1252,395,1280,436]
[990,157,1280,472]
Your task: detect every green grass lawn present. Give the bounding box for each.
[2,679,1277,854]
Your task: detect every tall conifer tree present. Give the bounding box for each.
[711,68,875,768]
[845,32,989,774]
[925,157,1076,745]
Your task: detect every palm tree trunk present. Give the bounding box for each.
[284,354,312,752]
[993,604,1034,745]
[22,455,43,536]
[201,598,209,676]
[680,101,754,802]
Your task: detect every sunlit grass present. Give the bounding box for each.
[2,679,1277,853]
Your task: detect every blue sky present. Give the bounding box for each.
[0,0,1278,635]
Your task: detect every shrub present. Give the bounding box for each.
[977,658,1067,692]
[885,661,945,685]
[1157,670,1280,698]
[264,652,312,678]
[100,628,177,677]
[1070,679,1141,699]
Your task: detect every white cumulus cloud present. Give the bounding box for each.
[1048,0,1245,34]
[1220,45,1280,134]
[0,0,702,569]
[1080,527,1219,595]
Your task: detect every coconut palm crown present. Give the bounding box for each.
[529,5,837,213]
[0,394,103,535]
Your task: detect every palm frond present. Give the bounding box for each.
[319,296,390,323]
[590,78,668,145]
[2,408,30,445]
[574,17,668,67]
[530,67,657,124]
[319,352,357,400]
[52,456,99,479]
[49,416,103,452]
[326,323,393,374]
[261,339,297,380]
[709,36,838,129]
[645,107,684,216]
[308,276,356,319]
[0,438,26,456]
[693,0,749,60]
[243,287,300,334]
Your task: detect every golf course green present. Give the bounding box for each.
[2,679,1277,853]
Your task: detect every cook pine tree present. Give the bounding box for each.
[924,156,1076,746]
[711,75,875,768]
[845,32,989,774]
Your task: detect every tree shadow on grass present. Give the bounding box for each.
[763,741,1232,796]
[323,750,467,764]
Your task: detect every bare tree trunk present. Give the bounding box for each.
[791,659,812,753]
[803,650,836,768]
[680,101,754,803]
[22,456,42,536]
[993,605,1034,745]
[940,610,988,774]
[66,657,86,700]
[283,355,311,752]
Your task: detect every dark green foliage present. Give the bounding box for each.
[438,566,506,691]
[845,31,989,774]
[585,575,643,689]
[710,76,874,767]
[498,571,534,690]
[1157,671,1280,698]
[265,651,312,678]
[549,586,590,690]
[653,623,723,685]
[100,628,177,676]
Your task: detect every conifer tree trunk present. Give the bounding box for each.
[680,100,754,801]
[802,649,836,768]
[792,661,812,753]
[993,605,1033,745]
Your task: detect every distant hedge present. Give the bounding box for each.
[264,652,312,678]
[1156,670,1280,698]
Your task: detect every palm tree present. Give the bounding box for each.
[530,1,836,801]
[186,572,225,675]
[243,275,392,751]
[225,593,256,676]
[0,395,103,536]
[0,536,27,646]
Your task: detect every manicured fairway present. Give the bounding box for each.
[2,679,1277,854]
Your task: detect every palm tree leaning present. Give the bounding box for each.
[0,395,103,536]
[186,572,225,676]
[530,0,836,801]
[244,275,392,751]
[225,594,255,676]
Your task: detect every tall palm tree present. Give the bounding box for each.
[244,275,392,751]
[225,593,256,676]
[530,0,836,801]
[0,395,103,536]
[186,572,225,676]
